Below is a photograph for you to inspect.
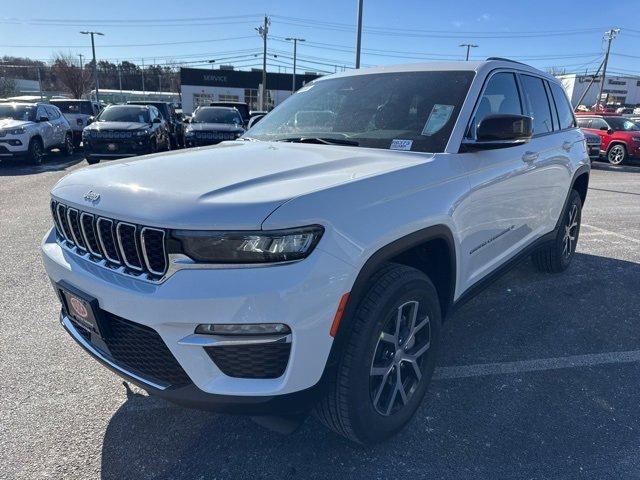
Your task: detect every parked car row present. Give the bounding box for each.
[577,113,640,165]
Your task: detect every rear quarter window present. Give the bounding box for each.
[519,75,554,135]
[549,82,576,130]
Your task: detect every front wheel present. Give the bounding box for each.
[532,189,582,273]
[27,137,44,165]
[607,143,627,165]
[62,133,74,156]
[314,263,441,444]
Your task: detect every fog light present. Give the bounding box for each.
[195,323,290,336]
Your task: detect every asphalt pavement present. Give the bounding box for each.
[1,154,639,480]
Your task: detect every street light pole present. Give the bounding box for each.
[80,31,104,105]
[459,43,478,61]
[355,0,364,68]
[285,37,305,93]
[255,16,270,110]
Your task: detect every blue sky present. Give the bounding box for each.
[1,0,639,75]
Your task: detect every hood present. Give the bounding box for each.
[187,122,244,132]
[0,118,32,129]
[583,132,600,142]
[51,141,430,230]
[86,121,148,131]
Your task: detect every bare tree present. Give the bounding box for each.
[0,77,17,97]
[51,53,91,98]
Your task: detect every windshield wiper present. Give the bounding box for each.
[275,136,359,146]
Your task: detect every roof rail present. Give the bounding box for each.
[486,57,528,66]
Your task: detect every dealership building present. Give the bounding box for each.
[556,73,640,107]
[180,67,321,114]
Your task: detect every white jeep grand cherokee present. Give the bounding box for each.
[41,59,590,443]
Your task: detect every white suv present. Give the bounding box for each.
[41,59,590,443]
[0,102,74,164]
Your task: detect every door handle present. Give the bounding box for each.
[522,151,539,163]
[562,141,573,152]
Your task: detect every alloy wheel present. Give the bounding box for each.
[369,300,431,416]
[562,203,579,259]
[608,145,625,165]
[32,142,43,164]
[65,136,74,155]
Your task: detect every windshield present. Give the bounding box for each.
[606,117,640,131]
[193,108,242,125]
[97,106,150,123]
[51,101,93,115]
[245,71,475,153]
[0,104,37,122]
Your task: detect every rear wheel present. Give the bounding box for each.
[532,189,582,273]
[314,263,441,444]
[28,137,44,165]
[607,143,627,165]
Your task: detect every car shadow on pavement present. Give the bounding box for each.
[100,252,640,479]
[0,151,85,176]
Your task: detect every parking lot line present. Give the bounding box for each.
[582,223,640,244]
[433,349,640,380]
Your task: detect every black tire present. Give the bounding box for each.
[86,157,100,165]
[532,189,582,273]
[27,137,44,165]
[607,143,627,165]
[314,263,441,444]
[62,133,74,156]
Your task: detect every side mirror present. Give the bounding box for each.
[152,117,161,124]
[183,117,190,124]
[38,116,49,123]
[247,114,265,129]
[462,114,533,151]
[87,116,94,125]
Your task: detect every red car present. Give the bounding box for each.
[576,113,640,165]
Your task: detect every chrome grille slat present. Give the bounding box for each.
[96,217,121,265]
[140,227,167,276]
[55,203,74,244]
[50,200,168,279]
[116,222,144,271]
[80,212,102,258]
[66,208,86,251]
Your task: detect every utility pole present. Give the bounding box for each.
[141,58,146,94]
[597,28,620,109]
[80,31,104,105]
[355,0,364,68]
[78,53,84,70]
[285,37,305,93]
[574,59,604,111]
[459,43,478,61]
[255,16,270,110]
[117,64,123,102]
[37,67,43,100]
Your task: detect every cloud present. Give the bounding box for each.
[477,13,491,21]
[452,20,464,28]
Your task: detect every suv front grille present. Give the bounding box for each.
[51,200,168,280]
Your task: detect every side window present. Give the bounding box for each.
[46,106,60,119]
[520,75,554,135]
[549,82,576,130]
[149,108,157,121]
[36,106,48,120]
[590,118,609,130]
[469,72,522,138]
[576,118,591,128]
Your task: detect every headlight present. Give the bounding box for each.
[82,129,91,138]
[185,129,195,137]
[172,226,324,263]
[4,127,25,135]
[135,130,150,137]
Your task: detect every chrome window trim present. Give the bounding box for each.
[80,212,103,258]
[140,227,167,276]
[56,203,74,244]
[116,221,144,272]
[96,217,121,265]
[65,207,85,250]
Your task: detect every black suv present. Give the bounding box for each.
[127,101,183,149]
[184,106,245,147]
[82,104,169,164]
[209,101,250,126]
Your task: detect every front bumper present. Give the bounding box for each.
[42,227,354,407]
[586,143,600,160]
[0,135,29,156]
[83,137,153,159]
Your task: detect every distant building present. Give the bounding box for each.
[180,67,321,114]
[556,73,640,107]
[88,89,180,105]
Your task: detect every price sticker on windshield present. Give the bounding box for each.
[390,139,413,151]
